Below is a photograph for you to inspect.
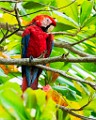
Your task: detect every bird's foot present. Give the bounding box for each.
[29,56,33,63]
[38,50,47,58]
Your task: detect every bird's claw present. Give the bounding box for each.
[29,56,33,63]
[38,50,47,58]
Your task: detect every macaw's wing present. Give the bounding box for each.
[21,34,40,88]
[21,34,30,58]
[45,34,54,58]
[21,34,30,78]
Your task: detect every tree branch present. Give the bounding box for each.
[54,41,90,57]
[50,31,75,36]
[58,105,96,120]
[1,56,96,65]
[0,57,96,89]
[36,64,96,90]
[14,3,21,28]
[0,22,15,30]
[0,0,21,3]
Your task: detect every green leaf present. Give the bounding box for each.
[0,84,31,120]
[23,88,37,109]
[53,86,77,100]
[23,1,43,9]
[35,89,46,107]
[34,0,55,5]
[23,0,56,9]
[56,76,81,96]
[84,14,96,26]
[0,72,20,84]
[53,10,78,27]
[0,2,12,10]
[80,1,93,26]
[53,22,75,31]
[60,0,79,23]
[57,109,67,120]
[0,105,15,120]
[0,82,22,96]
[40,99,56,120]
[77,0,85,4]
[82,63,96,72]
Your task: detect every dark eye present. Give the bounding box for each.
[46,18,49,22]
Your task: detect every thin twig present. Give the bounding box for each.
[0,23,9,44]
[0,28,20,44]
[0,3,22,43]
[50,32,75,36]
[5,28,20,38]
[1,29,5,36]
[71,33,96,46]
[0,22,22,36]
[58,105,96,120]
[70,97,93,111]
[0,7,15,16]
[14,3,21,28]
[19,9,52,17]
[51,0,76,10]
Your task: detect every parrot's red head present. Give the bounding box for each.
[31,15,56,32]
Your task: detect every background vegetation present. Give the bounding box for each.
[0,0,96,120]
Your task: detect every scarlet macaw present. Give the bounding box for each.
[21,15,56,91]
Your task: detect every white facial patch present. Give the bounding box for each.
[41,17,52,27]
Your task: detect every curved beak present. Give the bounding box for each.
[47,25,54,32]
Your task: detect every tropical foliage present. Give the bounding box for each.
[0,0,96,120]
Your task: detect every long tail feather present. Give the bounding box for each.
[30,78,38,90]
[22,66,42,91]
[30,68,42,89]
[31,67,39,84]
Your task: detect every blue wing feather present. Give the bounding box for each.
[21,34,30,58]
